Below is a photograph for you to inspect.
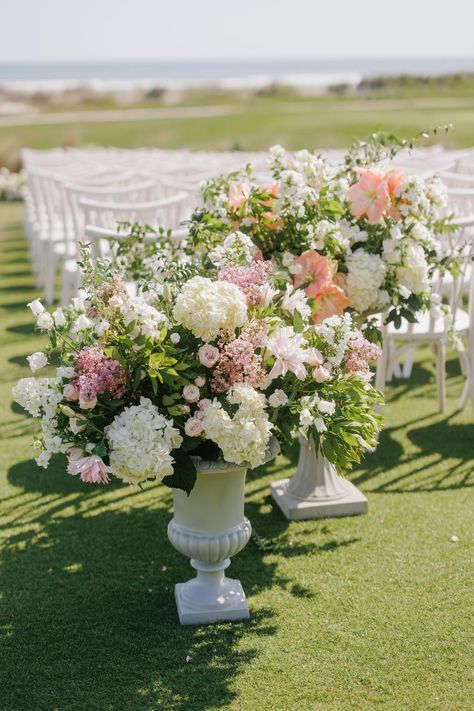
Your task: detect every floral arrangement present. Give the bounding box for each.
[0,168,25,201]
[13,239,382,493]
[191,133,452,331]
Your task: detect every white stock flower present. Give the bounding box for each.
[27,352,48,372]
[173,276,248,342]
[12,377,53,417]
[105,397,182,485]
[120,295,168,339]
[209,231,257,267]
[202,383,272,469]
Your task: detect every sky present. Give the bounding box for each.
[1,0,474,62]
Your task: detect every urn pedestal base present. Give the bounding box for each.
[175,558,249,625]
[271,476,367,520]
[270,440,368,521]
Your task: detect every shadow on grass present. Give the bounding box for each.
[354,413,474,493]
[1,452,363,709]
[1,463,279,710]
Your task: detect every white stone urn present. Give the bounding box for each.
[270,438,367,520]
[168,438,279,625]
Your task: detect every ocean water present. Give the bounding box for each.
[1,58,473,91]
[1,57,474,81]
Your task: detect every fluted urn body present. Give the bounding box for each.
[168,459,252,625]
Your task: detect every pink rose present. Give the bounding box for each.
[63,383,79,401]
[194,376,206,387]
[313,366,331,383]
[69,416,86,434]
[198,398,212,410]
[67,453,111,484]
[184,417,204,437]
[183,384,200,403]
[79,397,97,410]
[198,345,220,368]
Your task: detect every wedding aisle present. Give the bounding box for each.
[1,201,472,709]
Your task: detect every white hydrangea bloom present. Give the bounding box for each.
[396,243,430,294]
[202,383,272,469]
[105,397,182,484]
[173,276,248,342]
[346,250,386,313]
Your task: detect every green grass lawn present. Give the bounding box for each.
[0,202,473,710]
[1,94,474,168]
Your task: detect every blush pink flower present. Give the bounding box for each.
[198,345,220,368]
[312,283,352,324]
[67,452,111,484]
[266,327,308,381]
[293,251,333,298]
[347,170,390,224]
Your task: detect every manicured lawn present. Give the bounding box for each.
[0,202,473,710]
[1,94,474,166]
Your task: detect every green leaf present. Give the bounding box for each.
[293,310,304,333]
[132,367,142,390]
[162,450,197,495]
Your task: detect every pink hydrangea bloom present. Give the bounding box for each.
[211,335,265,393]
[219,261,273,306]
[345,334,382,373]
[72,346,128,404]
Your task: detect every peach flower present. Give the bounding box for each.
[228,181,251,210]
[347,171,390,224]
[312,283,352,324]
[294,250,332,298]
[385,170,405,221]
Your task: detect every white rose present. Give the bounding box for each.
[27,351,48,372]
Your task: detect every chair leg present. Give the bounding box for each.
[435,340,446,414]
[375,338,389,394]
[402,345,416,379]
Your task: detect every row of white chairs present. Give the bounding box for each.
[21,147,271,304]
